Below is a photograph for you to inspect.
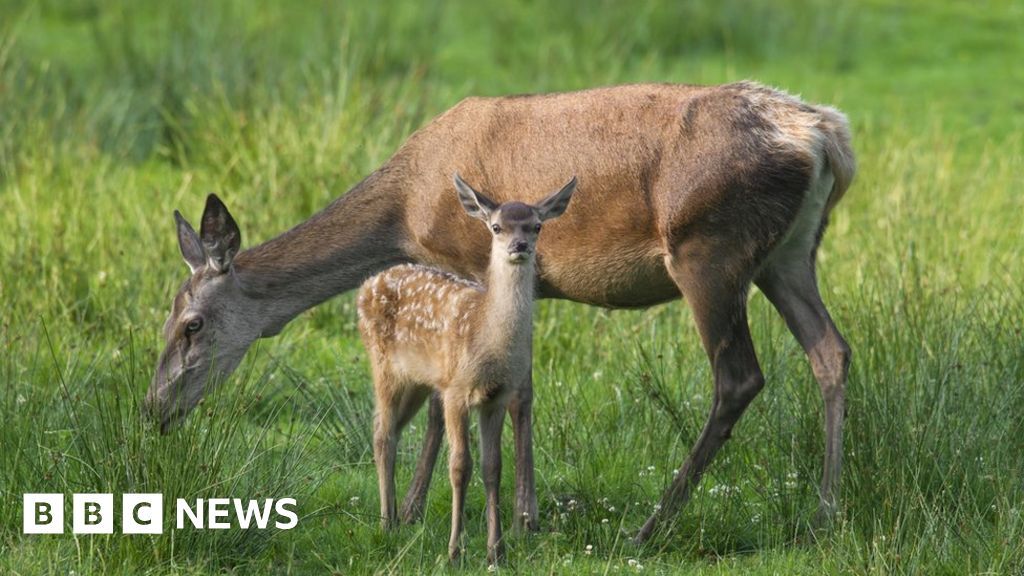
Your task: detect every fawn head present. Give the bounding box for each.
[146,194,261,434]
[454,174,577,265]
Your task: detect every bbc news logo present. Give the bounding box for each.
[23,494,298,534]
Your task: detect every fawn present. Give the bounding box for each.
[357,173,577,563]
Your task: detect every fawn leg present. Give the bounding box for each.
[444,396,472,562]
[373,385,402,529]
[479,402,507,565]
[508,375,539,532]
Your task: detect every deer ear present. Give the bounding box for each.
[175,210,206,274]
[537,176,578,221]
[454,173,498,222]
[200,193,241,273]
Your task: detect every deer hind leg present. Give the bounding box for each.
[756,252,850,527]
[372,377,402,530]
[443,394,472,562]
[400,392,444,524]
[634,243,765,544]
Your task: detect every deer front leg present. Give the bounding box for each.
[400,392,444,524]
[444,397,471,562]
[479,402,507,565]
[508,375,539,532]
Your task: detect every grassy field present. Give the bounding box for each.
[1,0,1023,573]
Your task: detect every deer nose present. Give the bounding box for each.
[512,241,529,253]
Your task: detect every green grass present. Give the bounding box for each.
[1,0,1023,573]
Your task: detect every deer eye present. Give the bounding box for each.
[185,318,204,335]
[491,224,501,234]
[534,223,542,232]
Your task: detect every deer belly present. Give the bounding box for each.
[539,243,678,308]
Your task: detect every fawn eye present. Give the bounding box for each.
[185,318,204,335]
[491,224,501,234]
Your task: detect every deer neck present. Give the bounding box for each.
[233,169,410,337]
[480,251,537,354]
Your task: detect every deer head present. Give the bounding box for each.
[145,194,263,434]
[454,173,577,265]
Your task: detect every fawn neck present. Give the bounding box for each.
[479,243,537,353]
[233,169,410,336]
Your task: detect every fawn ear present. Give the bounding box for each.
[536,176,578,221]
[200,193,241,273]
[175,210,206,274]
[454,173,498,222]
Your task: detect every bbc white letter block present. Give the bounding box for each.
[177,498,204,529]
[207,498,231,529]
[73,493,114,534]
[123,493,163,534]
[23,493,64,534]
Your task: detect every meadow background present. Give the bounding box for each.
[1,0,1022,574]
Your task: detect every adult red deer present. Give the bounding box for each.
[147,81,855,543]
